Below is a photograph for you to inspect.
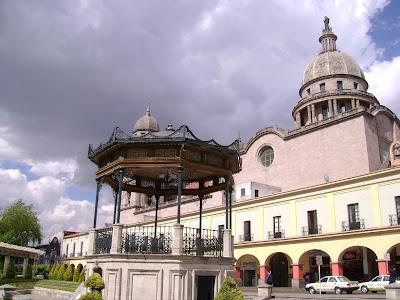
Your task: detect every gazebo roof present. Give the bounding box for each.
[88,125,239,160]
[88,124,241,197]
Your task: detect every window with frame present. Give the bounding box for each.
[354,82,358,90]
[396,196,400,224]
[218,225,224,239]
[307,210,318,234]
[72,242,76,257]
[66,244,69,257]
[348,203,360,230]
[320,83,326,92]
[337,81,343,91]
[241,188,246,197]
[273,216,282,238]
[307,88,311,95]
[80,241,84,256]
[322,106,328,120]
[255,189,259,198]
[244,221,251,241]
[259,146,274,167]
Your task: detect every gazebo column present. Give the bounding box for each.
[112,189,117,224]
[307,105,311,125]
[154,195,160,236]
[116,168,124,223]
[225,176,230,229]
[22,257,29,278]
[3,255,10,276]
[328,100,333,117]
[351,99,356,109]
[333,99,338,116]
[176,165,183,224]
[93,178,103,228]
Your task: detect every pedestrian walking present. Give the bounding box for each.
[389,267,398,284]
[266,270,273,286]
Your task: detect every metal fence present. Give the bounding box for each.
[301,225,322,236]
[121,226,173,254]
[267,230,285,240]
[183,227,223,257]
[341,219,365,231]
[95,227,113,254]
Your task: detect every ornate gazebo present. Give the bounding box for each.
[86,109,240,300]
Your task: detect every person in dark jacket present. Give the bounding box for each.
[266,270,273,285]
[389,267,398,284]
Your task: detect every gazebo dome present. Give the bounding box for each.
[133,106,160,135]
[303,51,365,85]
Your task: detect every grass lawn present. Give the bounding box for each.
[0,278,40,289]
[35,280,81,292]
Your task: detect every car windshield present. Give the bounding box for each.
[337,276,350,282]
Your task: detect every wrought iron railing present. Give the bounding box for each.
[238,233,254,242]
[122,226,172,254]
[183,227,223,257]
[341,219,365,231]
[301,225,322,236]
[389,214,399,226]
[267,230,285,240]
[95,227,113,254]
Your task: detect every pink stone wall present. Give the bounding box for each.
[363,117,381,170]
[235,115,373,191]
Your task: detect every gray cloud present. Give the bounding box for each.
[0,0,395,193]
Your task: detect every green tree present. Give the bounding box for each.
[56,264,67,281]
[78,270,86,283]
[215,276,244,300]
[73,264,83,282]
[0,200,42,246]
[85,273,105,292]
[63,264,74,281]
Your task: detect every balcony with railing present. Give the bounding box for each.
[89,224,227,258]
[389,214,399,226]
[341,219,365,231]
[267,230,285,240]
[301,225,322,236]
[237,234,254,242]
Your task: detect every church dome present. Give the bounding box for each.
[303,51,365,85]
[302,16,365,86]
[133,106,159,135]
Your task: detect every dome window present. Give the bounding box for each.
[307,88,311,95]
[337,81,343,91]
[259,146,274,167]
[354,82,358,90]
[320,83,326,92]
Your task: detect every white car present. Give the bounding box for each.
[358,275,399,293]
[305,276,359,294]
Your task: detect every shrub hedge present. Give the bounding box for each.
[214,276,244,300]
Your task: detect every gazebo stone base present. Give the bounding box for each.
[86,254,234,300]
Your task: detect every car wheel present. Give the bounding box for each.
[361,286,368,293]
[309,287,316,294]
[334,287,341,295]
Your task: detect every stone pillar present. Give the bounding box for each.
[172,224,184,255]
[356,99,360,108]
[362,247,368,276]
[311,104,316,123]
[291,264,304,288]
[307,105,311,125]
[259,265,269,284]
[22,257,29,278]
[351,99,356,109]
[328,100,333,117]
[258,285,272,299]
[235,266,241,281]
[331,262,343,276]
[3,256,10,276]
[295,112,301,127]
[333,99,338,116]
[32,259,38,277]
[87,228,97,255]
[377,259,389,275]
[110,224,123,254]
[223,229,233,258]
[386,283,400,299]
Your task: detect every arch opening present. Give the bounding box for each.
[266,252,293,287]
[387,243,400,277]
[236,254,260,287]
[339,246,378,281]
[299,249,331,284]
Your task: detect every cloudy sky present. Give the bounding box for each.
[0,0,399,242]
